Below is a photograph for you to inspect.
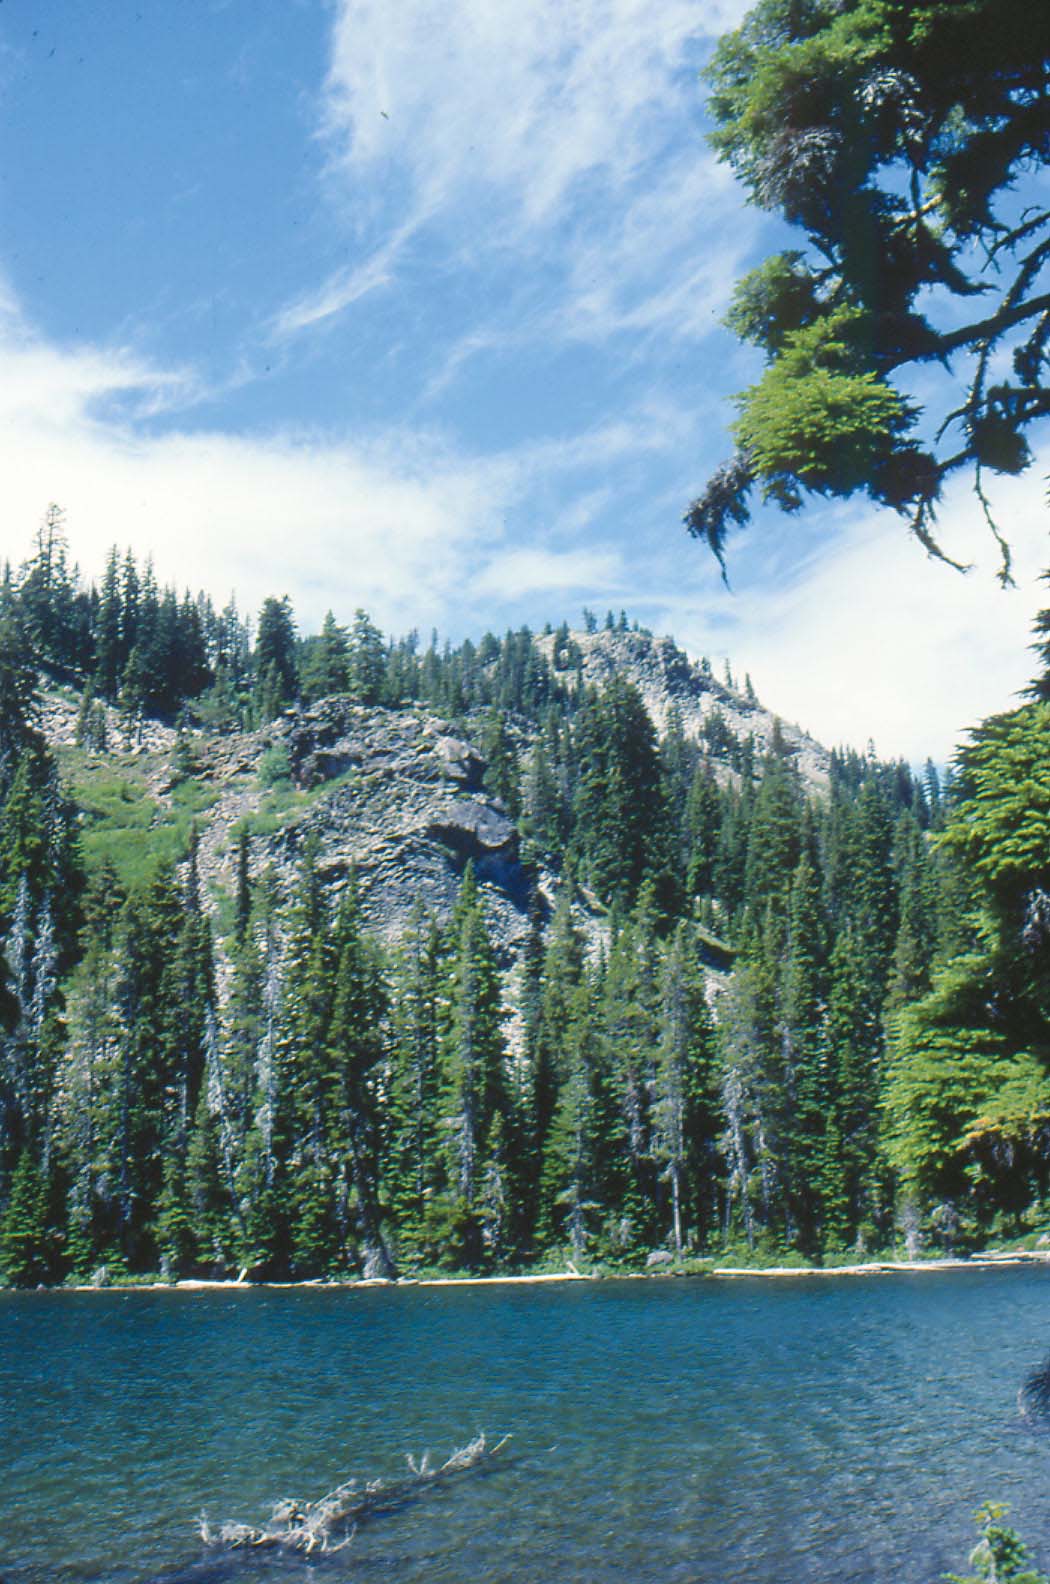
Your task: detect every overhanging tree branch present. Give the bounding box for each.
[693,0,1050,573]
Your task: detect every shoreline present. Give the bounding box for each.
[11,1248,1050,1294]
[710,1251,1050,1278]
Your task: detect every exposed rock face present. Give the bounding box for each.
[41,625,832,963]
[229,700,531,959]
[38,689,177,755]
[534,628,831,790]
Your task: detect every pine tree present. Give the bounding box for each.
[385,905,443,1260]
[520,734,564,863]
[19,506,82,676]
[254,596,298,718]
[532,888,585,1138]
[301,611,350,702]
[155,1150,195,1276]
[435,866,507,1266]
[0,586,40,792]
[846,779,899,1005]
[0,761,46,920]
[779,853,827,1252]
[660,702,695,837]
[717,924,782,1247]
[683,765,723,900]
[349,610,386,705]
[325,880,394,1277]
[599,907,662,1249]
[56,930,120,1273]
[573,678,672,912]
[233,827,252,946]
[824,929,881,1250]
[712,782,753,922]
[279,848,338,1276]
[743,756,802,923]
[653,924,721,1253]
[481,706,521,816]
[0,1148,51,1285]
[539,979,606,1261]
[185,1084,233,1272]
[887,811,938,1009]
[110,863,184,1264]
[93,548,123,701]
[239,871,287,1273]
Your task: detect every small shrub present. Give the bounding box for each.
[258,745,292,788]
[947,1504,1049,1584]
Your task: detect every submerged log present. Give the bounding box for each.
[197,1432,510,1555]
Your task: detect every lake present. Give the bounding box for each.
[3,1268,1050,1583]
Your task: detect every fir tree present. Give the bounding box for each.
[0,1149,51,1285]
[653,924,720,1253]
[325,879,394,1277]
[93,548,123,701]
[779,853,827,1252]
[385,905,443,1260]
[279,847,339,1276]
[436,866,507,1267]
[301,612,350,702]
[481,706,521,817]
[254,596,298,718]
[683,765,722,901]
[349,609,386,706]
[540,979,606,1261]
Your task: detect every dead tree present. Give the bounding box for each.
[198,1432,510,1555]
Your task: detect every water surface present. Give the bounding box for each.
[3,1268,1050,1583]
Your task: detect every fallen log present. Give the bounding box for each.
[197,1431,510,1555]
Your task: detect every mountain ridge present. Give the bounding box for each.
[42,624,831,959]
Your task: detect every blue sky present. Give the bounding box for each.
[0,0,1047,761]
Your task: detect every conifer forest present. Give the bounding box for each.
[2,512,1049,1287]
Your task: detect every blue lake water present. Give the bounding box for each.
[3,1268,1050,1583]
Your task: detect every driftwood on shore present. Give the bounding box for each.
[197,1432,510,1555]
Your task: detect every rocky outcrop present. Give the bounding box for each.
[234,700,531,958]
[534,628,831,789]
[41,623,834,964]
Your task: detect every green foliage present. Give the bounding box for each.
[724,250,823,353]
[691,0,1050,574]
[540,980,606,1260]
[946,1503,1049,1584]
[878,673,1050,1233]
[572,677,675,913]
[734,308,915,508]
[0,587,41,771]
[0,689,966,1281]
[883,955,1050,1226]
[257,744,292,789]
[0,1150,51,1286]
[300,612,350,703]
[436,865,509,1267]
[941,705,1050,916]
[481,705,521,816]
[60,750,206,887]
[349,609,386,706]
[10,523,1038,1278]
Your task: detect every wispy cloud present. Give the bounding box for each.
[473,546,622,598]
[646,479,1050,764]
[3,276,1041,766]
[272,216,421,337]
[323,0,748,217]
[0,303,505,630]
[275,0,755,358]
[0,288,670,637]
